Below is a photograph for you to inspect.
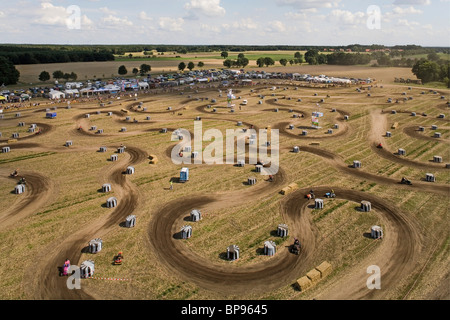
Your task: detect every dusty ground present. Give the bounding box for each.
[0,68,449,300]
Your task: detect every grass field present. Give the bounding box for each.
[1,66,449,300]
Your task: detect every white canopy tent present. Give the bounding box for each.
[49,90,65,100]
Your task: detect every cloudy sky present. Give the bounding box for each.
[0,0,448,46]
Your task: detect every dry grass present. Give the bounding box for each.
[0,70,448,300]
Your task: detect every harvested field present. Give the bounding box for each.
[0,71,448,301]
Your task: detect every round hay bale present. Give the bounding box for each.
[315,199,324,209]
[190,210,201,222]
[371,226,383,239]
[277,224,288,237]
[426,173,436,182]
[106,197,118,208]
[361,201,372,212]
[125,215,136,228]
[227,245,239,261]
[15,184,25,194]
[264,241,276,256]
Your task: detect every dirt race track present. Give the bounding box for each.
[148,186,420,298]
[0,75,449,300]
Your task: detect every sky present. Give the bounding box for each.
[0,0,449,46]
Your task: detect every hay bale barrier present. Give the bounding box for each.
[102,184,112,193]
[277,224,289,237]
[88,238,103,254]
[125,215,136,228]
[306,269,321,284]
[296,277,313,292]
[316,261,332,279]
[296,261,333,292]
[180,225,192,239]
[361,201,372,212]
[106,197,118,208]
[227,245,240,261]
[190,210,201,222]
[263,241,276,256]
[371,226,384,239]
[15,184,26,194]
[80,260,95,279]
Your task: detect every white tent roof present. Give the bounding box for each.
[49,91,65,99]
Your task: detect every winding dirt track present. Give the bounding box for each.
[403,126,450,144]
[4,84,447,300]
[0,169,54,230]
[30,146,148,300]
[147,186,420,297]
[381,109,450,123]
[0,123,54,143]
[369,111,449,171]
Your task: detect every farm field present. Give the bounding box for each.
[15,62,418,87]
[0,73,449,301]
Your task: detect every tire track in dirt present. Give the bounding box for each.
[147,185,419,297]
[403,126,450,144]
[0,169,54,231]
[381,109,449,123]
[0,123,54,143]
[298,145,449,196]
[30,146,147,300]
[369,111,449,171]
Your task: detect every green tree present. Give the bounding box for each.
[128,54,133,59]
[237,57,249,68]
[223,59,233,68]
[39,71,50,82]
[133,68,139,76]
[0,56,20,85]
[187,62,195,71]
[256,57,265,68]
[318,54,328,64]
[263,57,275,67]
[427,52,440,62]
[305,49,319,65]
[198,61,205,68]
[412,59,441,83]
[70,72,78,81]
[238,53,245,59]
[118,65,128,75]
[377,53,392,66]
[178,62,186,72]
[63,73,71,81]
[289,60,294,66]
[294,52,303,61]
[221,51,229,59]
[53,70,64,80]
[279,59,288,66]
[140,64,151,75]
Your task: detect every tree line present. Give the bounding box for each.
[0,46,114,65]
[412,57,450,87]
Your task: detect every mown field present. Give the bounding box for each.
[0,69,448,300]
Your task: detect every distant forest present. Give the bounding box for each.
[0,45,115,65]
[0,44,448,65]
